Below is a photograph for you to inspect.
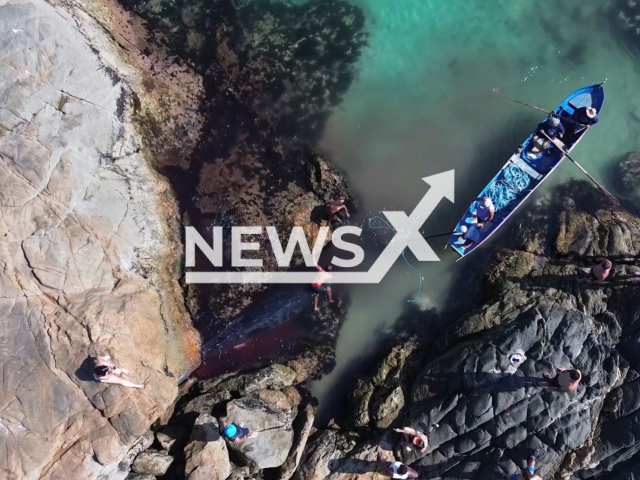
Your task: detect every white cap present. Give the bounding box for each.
[586,107,597,118]
[460,225,468,233]
[482,197,493,207]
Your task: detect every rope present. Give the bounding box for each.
[484,165,531,212]
[367,216,424,303]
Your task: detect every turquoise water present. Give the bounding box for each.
[309,0,640,416]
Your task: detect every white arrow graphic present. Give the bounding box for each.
[186,170,455,284]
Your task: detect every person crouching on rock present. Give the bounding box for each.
[219,416,257,444]
[394,426,428,454]
[579,258,612,283]
[311,263,334,311]
[508,449,542,480]
[325,195,350,226]
[541,367,582,393]
[93,355,144,389]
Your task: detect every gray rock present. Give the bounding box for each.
[157,425,189,453]
[226,390,295,469]
[406,306,621,478]
[184,414,230,480]
[346,379,374,428]
[293,430,356,480]
[180,390,233,416]
[132,450,174,476]
[370,386,405,429]
[126,474,156,480]
[120,432,155,471]
[211,364,297,396]
[278,404,316,480]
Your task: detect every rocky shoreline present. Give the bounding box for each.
[4,0,640,479]
[127,183,640,480]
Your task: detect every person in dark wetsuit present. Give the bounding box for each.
[569,106,598,136]
[526,116,565,158]
[325,196,350,225]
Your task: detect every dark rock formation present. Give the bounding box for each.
[291,182,640,480]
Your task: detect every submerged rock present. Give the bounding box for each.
[617,152,640,197]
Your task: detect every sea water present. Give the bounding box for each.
[308,0,640,419]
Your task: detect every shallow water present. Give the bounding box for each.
[308,0,640,418]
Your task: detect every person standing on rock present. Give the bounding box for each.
[93,355,144,389]
[325,195,350,225]
[219,417,257,443]
[394,426,428,454]
[377,454,419,479]
[541,367,582,393]
[311,263,334,311]
[509,449,542,480]
[580,258,612,283]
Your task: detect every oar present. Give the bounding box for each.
[491,90,589,128]
[540,132,621,206]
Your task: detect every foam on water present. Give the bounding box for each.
[309,0,640,418]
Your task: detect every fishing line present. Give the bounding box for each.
[367,215,425,303]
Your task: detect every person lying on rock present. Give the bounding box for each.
[394,426,428,454]
[541,367,582,393]
[219,417,257,443]
[581,258,612,283]
[325,195,350,225]
[508,449,542,480]
[93,355,144,389]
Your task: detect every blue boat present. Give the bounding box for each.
[447,83,605,259]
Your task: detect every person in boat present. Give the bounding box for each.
[453,224,481,249]
[325,195,350,225]
[579,258,612,283]
[540,367,582,393]
[219,417,257,443]
[472,196,495,226]
[508,450,542,480]
[526,115,565,158]
[92,355,144,389]
[569,106,598,135]
[394,426,428,454]
[311,263,334,311]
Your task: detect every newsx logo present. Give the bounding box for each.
[185,171,454,284]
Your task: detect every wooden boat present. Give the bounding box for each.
[447,83,605,259]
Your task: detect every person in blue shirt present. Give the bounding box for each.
[526,116,565,158]
[569,106,598,135]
